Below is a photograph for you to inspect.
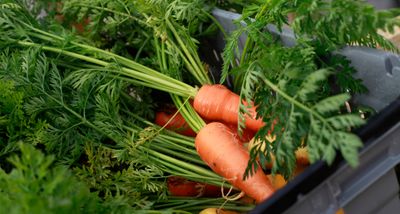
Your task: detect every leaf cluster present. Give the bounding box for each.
[219,0,395,178]
[0,50,52,167]
[242,45,365,179]
[0,47,170,208]
[0,143,106,214]
[73,142,168,213]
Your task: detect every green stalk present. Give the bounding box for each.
[17,41,197,98]
[145,149,218,179]
[152,138,198,156]
[147,156,227,188]
[157,135,195,148]
[33,4,209,85]
[149,155,199,175]
[149,145,206,166]
[25,24,175,79]
[160,40,168,72]
[166,19,211,85]
[118,113,221,185]
[154,37,163,71]
[240,37,252,65]
[103,74,187,94]
[122,125,138,134]
[155,198,253,211]
[165,40,202,83]
[170,94,205,133]
[71,42,163,77]
[134,36,150,61]
[153,37,206,134]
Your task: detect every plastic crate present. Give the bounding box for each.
[211,8,400,214]
[366,0,400,9]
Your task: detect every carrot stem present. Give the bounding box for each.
[145,149,219,179]
[17,41,197,98]
[149,145,206,166]
[166,19,211,85]
[170,94,205,133]
[147,154,228,188]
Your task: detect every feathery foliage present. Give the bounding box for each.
[0,143,106,214]
[218,0,400,178]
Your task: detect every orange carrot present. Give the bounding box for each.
[267,174,287,190]
[295,147,309,166]
[226,124,256,143]
[155,106,256,141]
[199,208,240,214]
[195,122,275,203]
[193,85,264,132]
[155,110,197,137]
[167,176,223,197]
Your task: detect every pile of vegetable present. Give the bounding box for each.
[1,0,399,213]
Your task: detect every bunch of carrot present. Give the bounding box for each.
[154,81,314,203]
[154,84,281,203]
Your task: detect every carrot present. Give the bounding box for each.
[55,14,91,34]
[247,138,310,169]
[267,174,287,190]
[155,110,197,137]
[193,85,264,132]
[199,208,240,214]
[155,106,256,140]
[293,164,307,177]
[167,176,224,197]
[295,147,309,166]
[167,176,200,197]
[53,2,90,34]
[195,122,275,203]
[226,124,256,143]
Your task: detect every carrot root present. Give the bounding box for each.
[155,110,197,137]
[195,122,274,203]
[193,85,264,132]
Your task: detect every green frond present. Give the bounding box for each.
[327,114,366,130]
[323,137,337,164]
[167,0,206,22]
[0,143,106,214]
[336,131,363,167]
[220,28,243,83]
[296,69,331,102]
[313,93,351,115]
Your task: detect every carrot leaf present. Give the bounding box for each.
[223,0,397,179]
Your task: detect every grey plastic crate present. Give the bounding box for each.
[212,8,400,214]
[284,122,400,214]
[366,0,400,9]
